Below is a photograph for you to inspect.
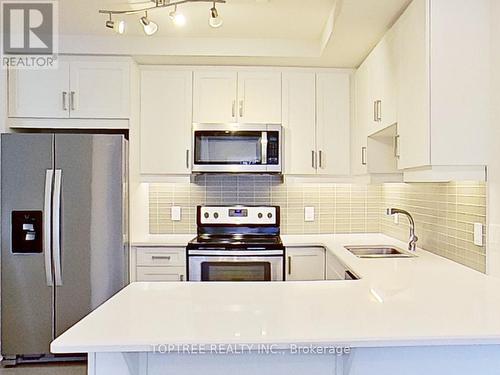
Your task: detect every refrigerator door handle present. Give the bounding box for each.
[44,170,54,286]
[52,170,63,286]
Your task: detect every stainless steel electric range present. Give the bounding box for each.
[186,206,285,282]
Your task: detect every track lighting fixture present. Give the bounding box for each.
[169,5,186,27]
[140,12,159,36]
[105,15,126,34]
[209,2,223,28]
[99,0,226,35]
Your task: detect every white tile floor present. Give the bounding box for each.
[0,363,86,374]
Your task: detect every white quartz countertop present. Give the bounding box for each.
[52,233,500,353]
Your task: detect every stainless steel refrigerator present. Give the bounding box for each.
[1,133,129,364]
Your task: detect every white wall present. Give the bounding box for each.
[487,0,500,276]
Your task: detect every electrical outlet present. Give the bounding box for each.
[474,223,483,246]
[171,206,181,221]
[304,207,315,222]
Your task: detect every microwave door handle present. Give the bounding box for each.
[261,132,268,165]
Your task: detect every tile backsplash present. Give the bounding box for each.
[148,177,487,272]
[381,182,486,273]
[149,176,381,235]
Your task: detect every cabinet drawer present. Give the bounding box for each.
[136,266,186,282]
[136,248,186,267]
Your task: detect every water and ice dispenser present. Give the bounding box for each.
[11,211,43,254]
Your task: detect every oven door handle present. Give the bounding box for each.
[187,250,284,256]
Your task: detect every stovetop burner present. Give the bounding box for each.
[187,206,283,250]
[187,234,283,250]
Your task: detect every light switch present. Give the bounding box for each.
[304,207,315,222]
[474,223,483,246]
[171,206,181,221]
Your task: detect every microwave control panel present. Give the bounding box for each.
[266,132,280,165]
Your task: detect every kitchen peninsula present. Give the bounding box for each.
[51,234,500,375]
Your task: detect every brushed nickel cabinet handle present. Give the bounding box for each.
[373,101,378,122]
[311,151,316,169]
[394,135,400,158]
[377,100,382,122]
[186,149,190,170]
[62,92,68,111]
[70,91,76,111]
[232,100,236,118]
[319,150,323,169]
[288,256,292,275]
[362,147,367,165]
[239,100,244,117]
[152,255,172,260]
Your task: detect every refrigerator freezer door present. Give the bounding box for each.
[53,134,127,336]
[1,134,54,356]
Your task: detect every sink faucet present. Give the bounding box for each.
[386,208,418,252]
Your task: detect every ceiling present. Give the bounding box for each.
[58,0,412,68]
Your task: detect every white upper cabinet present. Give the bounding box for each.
[193,71,237,123]
[352,63,369,176]
[237,71,282,124]
[395,0,430,169]
[369,29,398,133]
[357,28,398,136]
[8,56,131,124]
[140,69,192,175]
[193,70,281,124]
[282,72,317,175]
[316,72,350,176]
[395,0,489,171]
[9,61,70,119]
[69,61,130,119]
[281,70,351,176]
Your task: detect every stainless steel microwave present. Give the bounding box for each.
[192,124,282,173]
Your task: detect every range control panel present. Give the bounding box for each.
[199,206,278,225]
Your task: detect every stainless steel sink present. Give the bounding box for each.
[344,245,416,258]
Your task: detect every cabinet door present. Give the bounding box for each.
[352,64,369,175]
[136,247,186,267]
[140,70,192,174]
[237,71,282,123]
[286,247,325,281]
[395,0,430,169]
[193,71,237,123]
[136,266,186,282]
[69,61,130,119]
[8,61,70,118]
[316,72,351,176]
[282,72,317,175]
[370,29,398,132]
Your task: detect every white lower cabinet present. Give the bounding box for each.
[136,267,186,282]
[132,247,186,282]
[285,247,325,281]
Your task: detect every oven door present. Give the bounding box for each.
[192,124,282,173]
[188,250,284,281]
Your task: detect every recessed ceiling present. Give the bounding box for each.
[58,0,412,68]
